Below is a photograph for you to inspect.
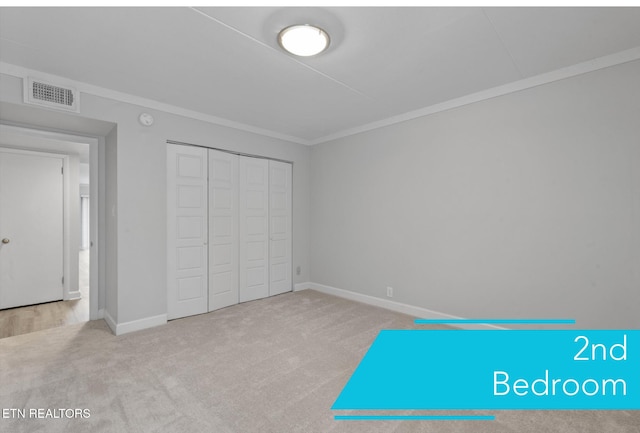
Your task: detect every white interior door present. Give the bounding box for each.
[239,157,269,302]
[167,144,208,320]
[0,148,64,309]
[269,160,292,296]
[208,150,239,311]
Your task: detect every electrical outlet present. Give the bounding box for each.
[296,266,301,276]
[386,286,393,298]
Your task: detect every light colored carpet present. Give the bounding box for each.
[0,289,638,433]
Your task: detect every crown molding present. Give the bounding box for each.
[0,62,310,146]
[309,46,640,145]
[4,45,640,148]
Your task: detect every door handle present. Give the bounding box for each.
[1,238,9,244]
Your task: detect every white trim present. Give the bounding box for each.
[104,313,168,336]
[89,138,100,321]
[308,46,640,145]
[0,123,98,146]
[61,153,72,302]
[103,310,117,334]
[294,282,312,292]
[0,62,308,146]
[67,290,82,301]
[309,282,504,330]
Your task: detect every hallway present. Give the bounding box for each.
[0,250,89,339]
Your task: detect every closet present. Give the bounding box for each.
[167,143,292,320]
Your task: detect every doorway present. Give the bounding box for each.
[0,124,100,338]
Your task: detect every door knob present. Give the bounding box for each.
[1,238,9,244]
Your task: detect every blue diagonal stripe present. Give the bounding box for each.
[414,319,575,325]
[334,415,495,421]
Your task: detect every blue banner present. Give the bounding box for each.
[332,330,640,410]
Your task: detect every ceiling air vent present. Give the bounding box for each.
[23,77,80,113]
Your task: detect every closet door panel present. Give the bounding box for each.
[269,160,292,296]
[167,144,208,320]
[239,157,269,302]
[208,150,239,311]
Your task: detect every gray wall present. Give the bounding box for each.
[311,60,640,329]
[98,102,311,325]
[0,72,311,328]
[2,57,638,330]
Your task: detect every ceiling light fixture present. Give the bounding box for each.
[278,24,330,57]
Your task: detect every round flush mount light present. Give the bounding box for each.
[278,24,330,57]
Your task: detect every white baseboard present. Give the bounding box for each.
[103,310,117,334]
[103,311,167,336]
[308,282,504,330]
[294,282,312,292]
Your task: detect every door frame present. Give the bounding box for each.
[0,124,101,320]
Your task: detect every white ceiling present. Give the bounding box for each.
[1,7,640,144]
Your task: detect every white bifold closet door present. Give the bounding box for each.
[267,160,292,297]
[238,157,292,302]
[168,144,292,320]
[239,157,270,302]
[208,150,239,311]
[167,145,209,320]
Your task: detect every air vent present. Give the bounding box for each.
[24,77,80,113]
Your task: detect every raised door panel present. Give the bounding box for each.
[239,157,269,302]
[167,144,208,320]
[268,161,292,296]
[208,150,239,311]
